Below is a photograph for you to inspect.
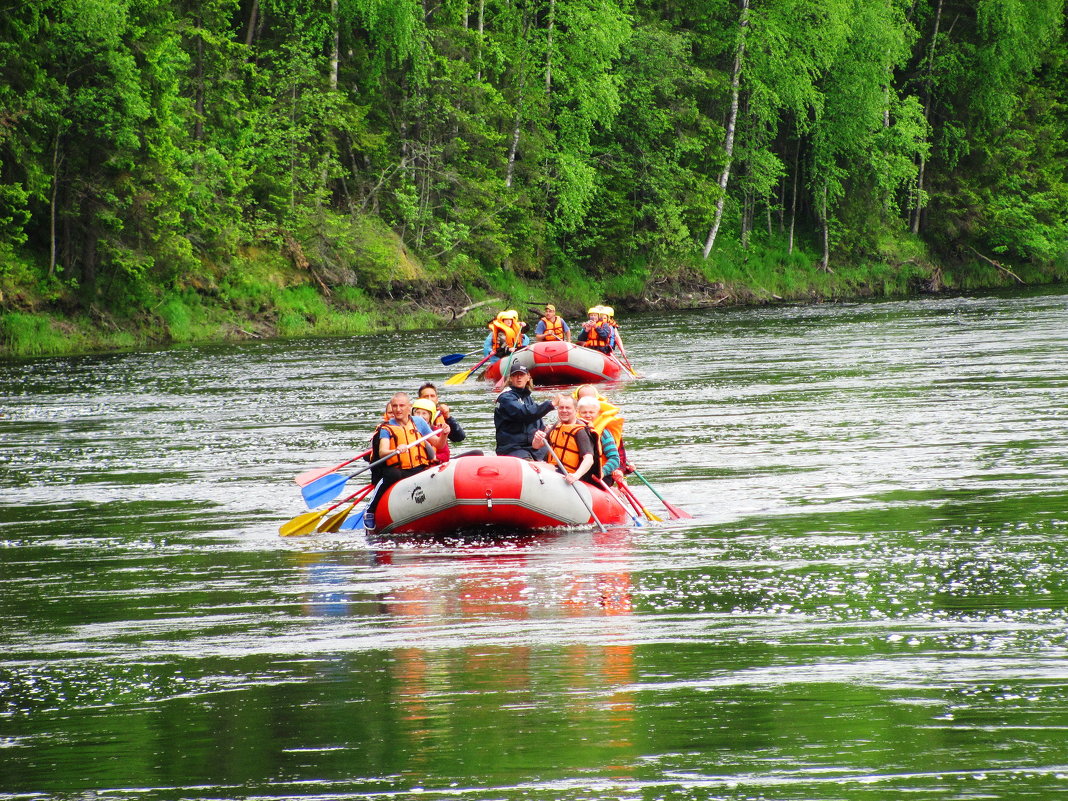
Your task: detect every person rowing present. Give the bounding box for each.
[531,394,600,485]
[486,309,525,360]
[576,395,626,486]
[493,363,553,460]
[534,303,571,342]
[577,306,613,354]
[574,383,633,479]
[363,392,449,531]
[416,381,467,462]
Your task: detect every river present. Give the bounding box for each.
[2,286,1067,800]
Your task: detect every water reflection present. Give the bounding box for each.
[293,529,638,782]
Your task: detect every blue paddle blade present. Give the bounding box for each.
[440,352,469,365]
[339,509,365,530]
[301,472,349,508]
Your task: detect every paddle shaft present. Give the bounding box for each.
[294,448,373,486]
[617,479,661,522]
[632,469,692,519]
[446,351,494,384]
[301,427,445,507]
[544,445,606,533]
[592,476,640,527]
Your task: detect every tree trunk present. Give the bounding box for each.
[329,0,339,91]
[913,0,942,234]
[244,0,259,48]
[194,10,205,141]
[476,0,485,81]
[48,132,61,278]
[819,182,831,272]
[545,0,555,96]
[788,138,799,254]
[702,0,749,259]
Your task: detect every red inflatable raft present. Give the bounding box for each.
[371,455,629,535]
[482,341,625,386]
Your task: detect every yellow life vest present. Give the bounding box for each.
[488,319,521,349]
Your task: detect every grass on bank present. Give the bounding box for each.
[3,225,1065,359]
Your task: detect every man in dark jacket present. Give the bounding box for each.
[493,364,554,459]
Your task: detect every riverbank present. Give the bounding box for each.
[2,235,1063,359]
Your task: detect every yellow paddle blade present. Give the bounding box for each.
[643,507,664,523]
[316,503,355,533]
[445,367,473,385]
[279,508,327,537]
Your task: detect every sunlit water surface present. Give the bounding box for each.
[2,286,1068,800]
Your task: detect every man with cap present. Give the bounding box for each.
[493,363,554,459]
[534,303,571,342]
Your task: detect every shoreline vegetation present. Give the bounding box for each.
[3,232,1064,359]
[2,3,1067,358]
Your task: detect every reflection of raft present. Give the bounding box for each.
[482,341,624,386]
[372,455,629,535]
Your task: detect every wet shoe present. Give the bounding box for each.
[362,512,375,531]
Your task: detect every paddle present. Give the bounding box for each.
[445,352,494,385]
[592,476,641,527]
[279,483,374,537]
[301,427,444,507]
[440,348,482,366]
[339,480,382,531]
[293,448,373,487]
[543,446,606,533]
[617,479,662,523]
[632,469,693,519]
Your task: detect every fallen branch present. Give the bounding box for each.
[968,246,1024,285]
[451,297,502,321]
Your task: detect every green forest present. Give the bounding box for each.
[1,0,1067,356]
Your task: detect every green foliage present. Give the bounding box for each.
[0,0,1066,357]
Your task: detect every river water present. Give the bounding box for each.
[2,286,1067,800]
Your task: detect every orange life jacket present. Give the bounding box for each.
[540,315,566,341]
[582,320,610,350]
[547,422,601,479]
[375,420,431,470]
[432,410,451,462]
[488,319,522,350]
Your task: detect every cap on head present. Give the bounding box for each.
[411,398,437,417]
[501,309,519,320]
[509,363,529,375]
[545,304,555,313]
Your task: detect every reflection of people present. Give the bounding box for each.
[532,394,599,485]
[365,393,448,531]
[577,306,612,354]
[494,364,553,460]
[535,304,570,342]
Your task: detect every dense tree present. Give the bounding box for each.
[1,0,1065,323]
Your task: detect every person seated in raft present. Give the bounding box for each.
[531,394,600,486]
[576,395,626,486]
[600,305,625,355]
[363,392,449,532]
[485,309,526,361]
[574,384,634,476]
[534,303,571,342]
[576,306,613,354]
[416,381,469,461]
[493,363,554,460]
